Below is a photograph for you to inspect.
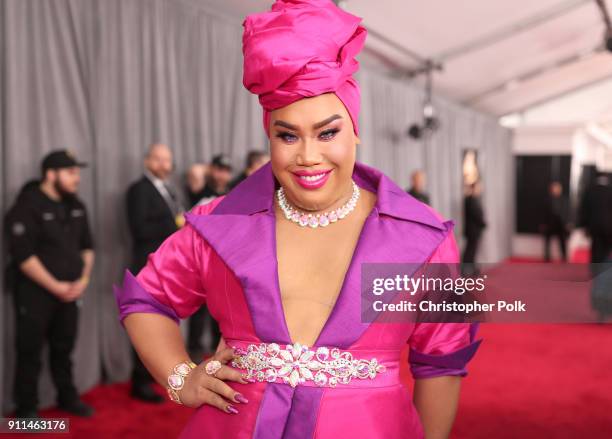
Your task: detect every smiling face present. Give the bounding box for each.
[269,93,360,212]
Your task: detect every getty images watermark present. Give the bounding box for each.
[361,262,612,323]
[370,272,525,313]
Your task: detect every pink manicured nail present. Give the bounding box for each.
[246,377,257,383]
[235,393,249,404]
[227,405,239,414]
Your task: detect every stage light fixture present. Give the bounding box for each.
[407,68,441,140]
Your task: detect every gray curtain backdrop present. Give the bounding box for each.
[0,0,266,414]
[0,0,513,414]
[359,69,514,263]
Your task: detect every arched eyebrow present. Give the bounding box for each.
[273,114,342,131]
[313,114,342,129]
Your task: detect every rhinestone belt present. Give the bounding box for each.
[229,341,387,388]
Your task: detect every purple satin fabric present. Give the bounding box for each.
[113,269,179,324]
[283,386,323,439]
[251,384,294,439]
[185,162,459,438]
[408,332,482,379]
[115,161,482,438]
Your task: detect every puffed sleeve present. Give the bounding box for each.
[113,198,223,325]
[407,229,482,379]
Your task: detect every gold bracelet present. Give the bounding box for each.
[167,360,197,404]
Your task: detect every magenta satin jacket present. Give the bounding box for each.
[114,161,481,439]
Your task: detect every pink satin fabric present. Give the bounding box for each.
[314,385,425,438]
[136,198,221,319]
[134,201,470,438]
[242,0,366,135]
[409,206,473,359]
[312,215,465,439]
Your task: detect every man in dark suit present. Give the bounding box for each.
[578,173,612,319]
[126,143,183,402]
[542,181,570,262]
[406,170,430,205]
[463,181,487,269]
[579,174,612,265]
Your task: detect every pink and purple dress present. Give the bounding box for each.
[114,161,481,438]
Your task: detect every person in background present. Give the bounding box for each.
[229,150,270,190]
[186,155,230,356]
[199,154,233,204]
[184,161,215,360]
[578,172,612,320]
[4,150,95,418]
[406,169,430,205]
[185,163,208,208]
[462,180,487,269]
[542,181,570,262]
[126,143,184,403]
[579,173,612,266]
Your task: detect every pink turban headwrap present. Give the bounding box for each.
[242,0,367,136]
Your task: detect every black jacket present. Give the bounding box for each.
[578,180,612,261]
[406,188,430,205]
[126,176,178,273]
[544,195,569,228]
[579,181,612,236]
[463,195,487,239]
[4,180,93,284]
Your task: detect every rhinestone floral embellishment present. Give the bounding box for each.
[230,342,386,388]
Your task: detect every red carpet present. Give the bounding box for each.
[6,255,611,438]
[5,322,611,438]
[3,382,192,439]
[450,323,612,439]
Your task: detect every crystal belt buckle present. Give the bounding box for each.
[230,342,386,388]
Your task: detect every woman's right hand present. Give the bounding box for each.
[177,348,250,413]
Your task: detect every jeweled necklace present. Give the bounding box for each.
[276,181,360,228]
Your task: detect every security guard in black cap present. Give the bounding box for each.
[4,150,95,418]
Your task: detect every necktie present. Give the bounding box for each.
[162,183,182,217]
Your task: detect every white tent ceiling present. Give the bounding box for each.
[190,0,612,127]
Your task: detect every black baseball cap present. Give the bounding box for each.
[42,149,88,172]
[211,154,233,171]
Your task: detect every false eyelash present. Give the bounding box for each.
[276,131,298,141]
[319,128,340,140]
[275,128,340,143]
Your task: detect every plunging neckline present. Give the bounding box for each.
[269,204,377,348]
